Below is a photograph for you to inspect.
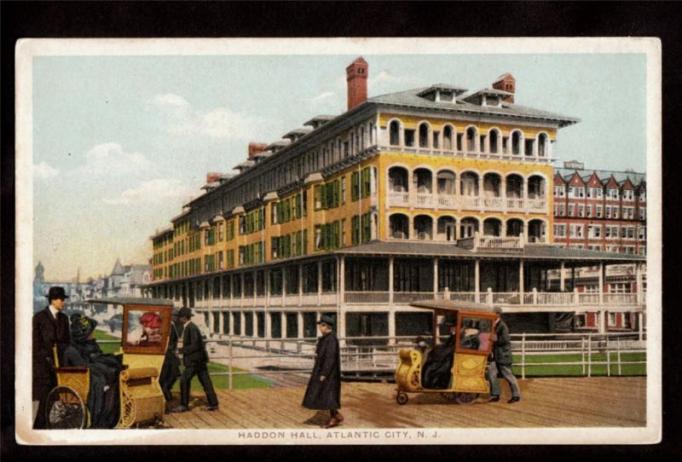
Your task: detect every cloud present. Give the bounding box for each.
[310,91,336,103]
[103,178,196,205]
[34,161,59,179]
[80,143,152,177]
[149,93,263,140]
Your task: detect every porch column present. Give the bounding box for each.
[501,177,507,213]
[635,263,643,304]
[281,312,288,343]
[598,262,605,306]
[253,312,258,339]
[317,259,323,305]
[474,259,481,303]
[265,310,272,340]
[339,256,346,305]
[299,264,304,306]
[433,257,439,295]
[522,178,528,207]
[598,310,607,334]
[241,312,246,336]
[297,312,304,339]
[638,312,644,341]
[519,260,525,297]
[388,310,396,346]
[559,261,566,291]
[388,256,395,305]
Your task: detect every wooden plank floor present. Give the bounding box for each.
[162,377,646,429]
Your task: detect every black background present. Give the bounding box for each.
[2,1,680,460]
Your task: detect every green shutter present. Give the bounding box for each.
[351,172,359,201]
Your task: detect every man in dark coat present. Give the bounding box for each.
[486,307,521,403]
[302,315,343,428]
[159,311,184,403]
[172,307,219,412]
[32,286,71,428]
[63,314,123,428]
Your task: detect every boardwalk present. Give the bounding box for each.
[163,377,646,429]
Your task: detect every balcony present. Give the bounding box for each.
[378,144,554,163]
[387,191,546,212]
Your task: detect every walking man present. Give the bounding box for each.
[302,315,343,428]
[487,306,521,403]
[172,307,219,412]
[159,310,184,404]
[32,286,71,428]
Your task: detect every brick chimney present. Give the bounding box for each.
[206,172,222,184]
[248,142,268,159]
[492,73,516,103]
[346,57,368,111]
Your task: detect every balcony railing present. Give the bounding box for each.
[378,144,553,163]
[386,190,546,212]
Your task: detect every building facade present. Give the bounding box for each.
[146,58,645,341]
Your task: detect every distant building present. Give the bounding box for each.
[33,259,151,313]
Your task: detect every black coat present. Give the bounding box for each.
[181,322,209,368]
[302,332,341,411]
[160,321,183,385]
[421,334,455,389]
[32,307,70,399]
[492,319,513,366]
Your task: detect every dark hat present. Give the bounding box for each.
[177,307,193,319]
[316,314,335,327]
[69,313,97,343]
[48,286,69,300]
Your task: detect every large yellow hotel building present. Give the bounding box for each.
[146,58,644,342]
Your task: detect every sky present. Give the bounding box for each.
[31,52,647,281]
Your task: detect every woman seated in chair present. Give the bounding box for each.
[421,322,457,389]
[63,313,123,428]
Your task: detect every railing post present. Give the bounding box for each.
[487,287,493,306]
[617,336,622,376]
[574,287,579,306]
[532,287,538,305]
[521,333,526,380]
[228,338,234,390]
[606,335,611,377]
[581,336,586,375]
[587,333,592,377]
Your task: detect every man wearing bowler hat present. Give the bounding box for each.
[32,286,71,428]
[302,314,343,428]
[172,307,219,412]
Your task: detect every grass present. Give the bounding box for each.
[511,352,647,377]
[93,329,273,390]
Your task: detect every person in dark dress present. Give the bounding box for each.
[172,307,219,412]
[159,311,184,403]
[302,315,343,429]
[62,314,123,428]
[421,322,457,390]
[32,286,71,429]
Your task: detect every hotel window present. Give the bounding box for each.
[554,186,565,197]
[623,190,634,201]
[638,227,646,240]
[404,129,415,147]
[596,206,603,218]
[608,312,617,327]
[586,205,592,217]
[607,188,619,200]
[567,204,574,217]
[639,208,646,220]
[558,204,565,216]
[605,206,611,219]
[554,224,566,237]
[627,227,636,239]
[578,205,585,217]
[588,225,601,238]
[570,224,583,238]
[612,207,619,219]
[639,191,646,202]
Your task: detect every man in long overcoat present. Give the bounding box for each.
[159,311,184,403]
[32,286,71,428]
[486,307,521,403]
[302,315,343,428]
[172,307,219,412]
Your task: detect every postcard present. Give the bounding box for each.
[15,37,661,445]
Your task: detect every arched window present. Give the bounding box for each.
[389,214,409,239]
[511,131,522,155]
[466,127,477,152]
[460,172,479,196]
[443,125,453,150]
[389,120,400,146]
[489,129,499,154]
[483,218,502,237]
[437,170,456,195]
[506,219,524,237]
[538,133,548,157]
[437,216,457,242]
[413,215,433,240]
[419,123,429,148]
[460,217,479,239]
[388,166,409,193]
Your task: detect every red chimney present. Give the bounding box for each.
[206,172,222,184]
[492,73,516,103]
[346,57,368,111]
[248,142,268,159]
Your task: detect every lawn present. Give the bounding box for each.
[511,352,647,377]
[93,329,273,389]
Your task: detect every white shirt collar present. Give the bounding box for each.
[48,305,59,319]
